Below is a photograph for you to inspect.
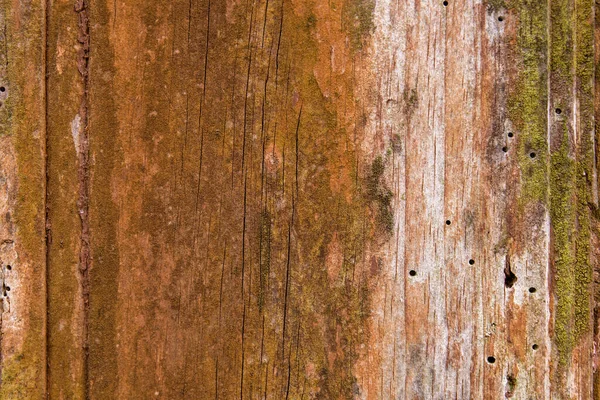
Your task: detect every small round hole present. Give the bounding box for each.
[508,132,514,138]
[5,286,10,291]
[487,356,496,364]
[529,152,536,159]
[469,259,475,265]
[555,108,562,115]
[532,344,539,350]
[498,16,504,21]
[0,87,6,92]
[528,287,536,293]
[5,265,11,270]
[443,0,448,5]
[409,270,417,277]
[445,220,451,225]
[502,146,508,153]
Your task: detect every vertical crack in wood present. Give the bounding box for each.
[43,0,50,394]
[75,0,90,397]
[240,172,248,399]
[241,1,256,178]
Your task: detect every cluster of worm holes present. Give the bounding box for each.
[413,182,537,364]
[410,0,538,372]
[503,109,563,156]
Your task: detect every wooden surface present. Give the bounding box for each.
[0,0,598,398]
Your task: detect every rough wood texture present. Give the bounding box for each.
[0,0,598,398]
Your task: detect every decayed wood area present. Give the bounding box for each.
[0,0,599,398]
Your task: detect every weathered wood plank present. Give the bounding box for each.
[46,0,87,397]
[0,0,47,398]
[0,0,598,398]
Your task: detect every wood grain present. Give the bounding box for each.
[0,0,597,398]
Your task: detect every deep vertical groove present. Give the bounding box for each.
[261,0,269,48]
[215,357,219,400]
[263,361,269,399]
[258,96,266,310]
[241,0,256,177]
[284,339,292,400]
[230,54,239,189]
[74,0,91,398]
[193,0,211,219]
[293,320,301,394]
[219,243,226,324]
[281,196,294,363]
[43,0,50,395]
[240,173,248,399]
[192,0,212,252]
[294,105,301,199]
[259,315,265,379]
[258,43,272,310]
[240,299,247,400]
[274,0,283,86]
